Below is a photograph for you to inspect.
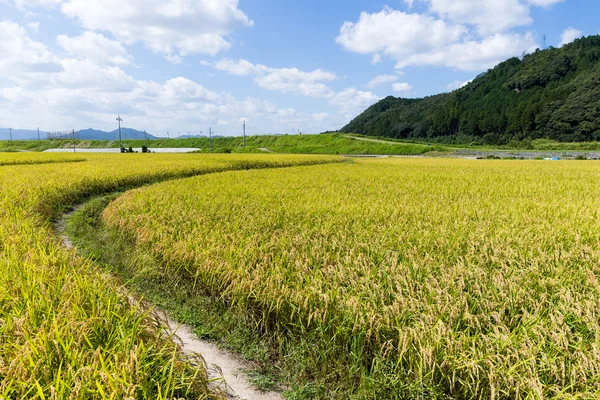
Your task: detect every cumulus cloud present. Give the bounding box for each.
[392,82,413,94]
[0,21,349,135]
[526,0,564,6]
[337,7,466,58]
[58,0,253,59]
[337,2,563,71]
[408,0,564,34]
[447,79,473,91]
[329,88,380,114]
[57,32,133,65]
[336,7,540,72]
[371,54,383,65]
[11,0,63,8]
[422,0,530,35]
[368,75,398,88]
[27,22,40,32]
[395,32,538,71]
[208,59,263,76]
[205,58,337,98]
[559,27,583,47]
[204,58,380,114]
[0,20,61,79]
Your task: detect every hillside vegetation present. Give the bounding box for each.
[342,35,600,145]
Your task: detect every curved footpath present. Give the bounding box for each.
[55,203,284,400]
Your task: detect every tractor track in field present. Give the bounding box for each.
[55,203,284,400]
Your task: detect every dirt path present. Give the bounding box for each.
[55,205,285,400]
[343,134,407,145]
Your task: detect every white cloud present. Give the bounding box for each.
[54,59,136,91]
[447,79,472,91]
[337,7,466,58]
[411,0,563,35]
[59,0,253,59]
[210,58,263,76]
[57,32,133,65]
[0,21,349,135]
[204,58,380,114]
[396,32,538,71]
[256,74,333,98]
[392,82,413,94]
[423,0,531,35]
[0,20,61,79]
[526,0,564,6]
[27,22,40,32]
[11,0,62,8]
[559,27,583,47]
[368,74,398,88]
[336,7,539,72]
[206,58,337,98]
[371,54,382,65]
[329,88,380,114]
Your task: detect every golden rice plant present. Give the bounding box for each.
[103,158,600,399]
[0,152,339,399]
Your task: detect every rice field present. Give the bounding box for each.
[0,153,339,399]
[100,158,600,399]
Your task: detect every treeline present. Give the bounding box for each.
[341,35,600,145]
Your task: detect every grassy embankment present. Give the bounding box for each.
[5,133,600,155]
[0,152,341,399]
[0,133,443,155]
[70,158,600,399]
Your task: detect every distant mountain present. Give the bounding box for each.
[1,127,158,141]
[341,35,600,144]
[78,128,158,140]
[0,128,46,141]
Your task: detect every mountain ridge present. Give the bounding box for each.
[0,128,158,141]
[341,35,600,145]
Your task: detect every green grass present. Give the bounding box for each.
[5,134,600,154]
[0,133,444,155]
[118,133,445,155]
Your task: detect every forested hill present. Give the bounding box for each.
[341,35,600,145]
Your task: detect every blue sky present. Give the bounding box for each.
[0,0,597,137]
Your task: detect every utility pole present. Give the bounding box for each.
[144,130,148,142]
[167,131,170,139]
[209,127,212,153]
[37,127,40,140]
[72,129,76,153]
[9,128,12,141]
[116,115,123,150]
[243,120,246,147]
